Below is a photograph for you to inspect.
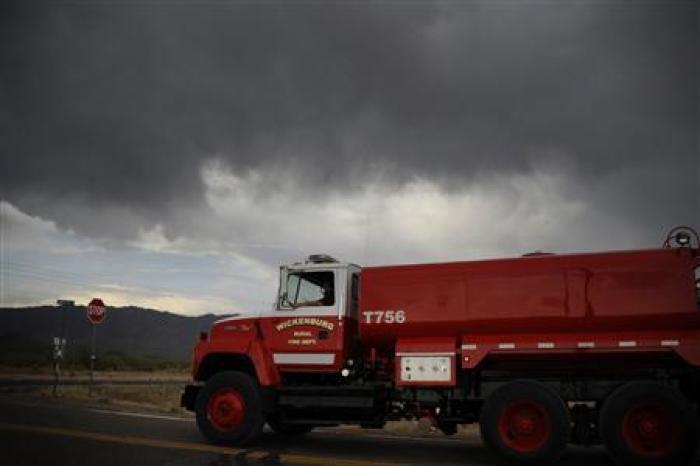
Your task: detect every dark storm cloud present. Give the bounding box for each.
[1,1,698,237]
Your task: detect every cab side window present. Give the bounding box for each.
[283,271,335,308]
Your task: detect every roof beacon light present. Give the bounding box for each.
[307,254,338,264]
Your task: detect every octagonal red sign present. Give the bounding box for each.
[87,298,106,324]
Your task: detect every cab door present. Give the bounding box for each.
[259,267,348,372]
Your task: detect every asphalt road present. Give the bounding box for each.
[0,395,697,466]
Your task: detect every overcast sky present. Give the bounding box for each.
[1,1,698,315]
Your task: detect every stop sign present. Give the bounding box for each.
[87,298,106,324]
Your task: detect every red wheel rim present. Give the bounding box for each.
[622,401,680,457]
[207,388,246,431]
[498,400,552,453]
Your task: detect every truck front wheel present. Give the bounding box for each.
[195,371,264,446]
[479,380,569,465]
[599,382,698,466]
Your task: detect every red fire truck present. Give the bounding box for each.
[182,226,700,465]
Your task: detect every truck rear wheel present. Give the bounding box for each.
[195,371,264,446]
[599,382,698,466]
[479,380,569,465]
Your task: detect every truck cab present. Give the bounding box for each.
[259,255,361,374]
[186,255,360,386]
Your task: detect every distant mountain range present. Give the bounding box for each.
[0,306,229,362]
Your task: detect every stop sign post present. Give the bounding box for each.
[87,298,106,395]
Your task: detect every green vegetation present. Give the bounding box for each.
[0,332,188,372]
[92,350,188,371]
[0,333,52,369]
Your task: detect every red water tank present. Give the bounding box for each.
[359,247,699,347]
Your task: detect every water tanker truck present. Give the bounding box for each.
[182,226,700,465]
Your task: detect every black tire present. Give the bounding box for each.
[599,382,698,466]
[267,418,314,436]
[479,380,569,465]
[195,371,264,446]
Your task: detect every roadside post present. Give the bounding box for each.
[53,299,73,396]
[51,336,66,396]
[86,298,106,395]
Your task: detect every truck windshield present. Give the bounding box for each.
[282,271,335,308]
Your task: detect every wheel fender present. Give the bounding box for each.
[248,338,280,386]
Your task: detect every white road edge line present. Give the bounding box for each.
[89,408,193,422]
